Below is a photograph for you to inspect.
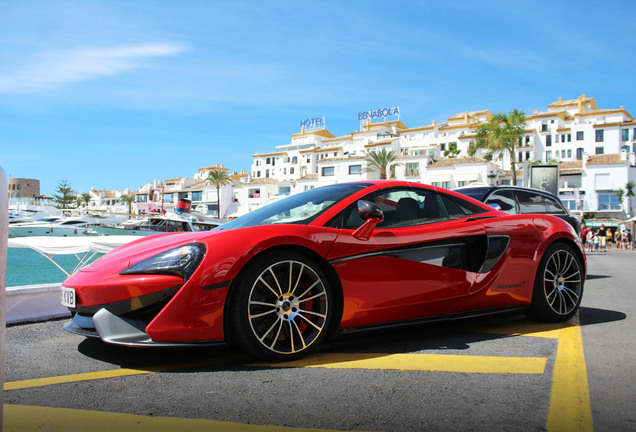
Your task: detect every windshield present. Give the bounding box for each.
[218,183,369,230]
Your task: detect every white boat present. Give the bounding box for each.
[90,212,223,236]
[8,216,100,238]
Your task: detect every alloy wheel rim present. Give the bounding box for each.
[543,249,582,315]
[248,260,328,355]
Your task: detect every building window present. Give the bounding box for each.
[278,186,291,196]
[622,129,629,141]
[405,162,419,176]
[576,131,584,141]
[546,135,552,146]
[248,188,261,198]
[292,156,298,164]
[567,149,572,158]
[595,147,604,155]
[567,134,571,142]
[595,129,604,142]
[546,151,552,161]
[322,167,335,176]
[576,148,584,159]
[265,169,269,177]
[266,158,271,164]
[597,192,621,210]
[542,122,548,132]
[348,165,362,174]
[191,191,202,201]
[561,150,566,158]
[290,167,295,174]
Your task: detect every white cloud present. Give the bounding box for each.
[0,42,188,93]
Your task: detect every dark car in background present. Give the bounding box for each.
[454,185,581,235]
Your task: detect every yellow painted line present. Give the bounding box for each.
[5,355,249,391]
[252,352,547,374]
[3,404,374,432]
[547,314,593,432]
[472,320,562,339]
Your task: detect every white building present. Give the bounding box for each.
[244,96,636,221]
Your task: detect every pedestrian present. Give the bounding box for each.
[606,227,613,251]
[614,229,622,250]
[627,230,632,250]
[599,224,607,252]
[586,229,594,252]
[581,223,589,244]
[593,230,600,252]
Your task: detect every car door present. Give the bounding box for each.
[325,187,489,328]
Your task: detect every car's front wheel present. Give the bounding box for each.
[527,243,584,322]
[229,251,333,361]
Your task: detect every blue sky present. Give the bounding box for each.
[2,1,635,195]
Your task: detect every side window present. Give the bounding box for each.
[336,188,449,229]
[485,190,517,214]
[439,194,487,219]
[516,191,547,214]
[544,196,566,214]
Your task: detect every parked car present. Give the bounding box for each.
[62,181,585,361]
[453,185,581,235]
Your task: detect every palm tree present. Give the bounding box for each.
[119,194,135,215]
[473,109,526,185]
[364,148,401,179]
[616,189,625,211]
[625,181,635,216]
[205,169,232,219]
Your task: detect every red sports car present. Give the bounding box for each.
[62,181,585,361]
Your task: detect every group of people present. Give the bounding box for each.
[581,223,632,252]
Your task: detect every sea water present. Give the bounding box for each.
[5,248,103,287]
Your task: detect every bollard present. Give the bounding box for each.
[0,166,8,426]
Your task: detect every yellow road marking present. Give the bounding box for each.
[252,352,547,374]
[3,404,372,432]
[472,321,562,339]
[5,355,249,391]
[547,314,593,432]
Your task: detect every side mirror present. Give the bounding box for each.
[357,200,384,220]
[353,200,384,241]
[487,202,502,211]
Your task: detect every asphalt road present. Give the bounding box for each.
[4,250,635,432]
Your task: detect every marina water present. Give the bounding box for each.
[5,248,102,287]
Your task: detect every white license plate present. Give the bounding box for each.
[61,287,76,308]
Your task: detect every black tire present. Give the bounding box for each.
[229,251,333,361]
[527,242,584,322]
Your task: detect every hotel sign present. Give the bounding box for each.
[300,117,326,131]
[358,106,400,121]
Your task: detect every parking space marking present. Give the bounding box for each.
[251,352,547,374]
[3,404,367,432]
[4,316,592,431]
[547,315,593,432]
[4,354,250,391]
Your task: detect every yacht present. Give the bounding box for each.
[8,216,100,238]
[90,212,222,236]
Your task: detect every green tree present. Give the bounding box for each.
[53,180,76,209]
[473,109,526,185]
[364,148,402,179]
[205,169,232,219]
[80,193,92,208]
[616,189,625,211]
[625,181,635,216]
[119,194,135,215]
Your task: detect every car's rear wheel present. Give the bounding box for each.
[527,243,584,322]
[229,251,332,361]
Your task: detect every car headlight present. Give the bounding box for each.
[120,243,205,279]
